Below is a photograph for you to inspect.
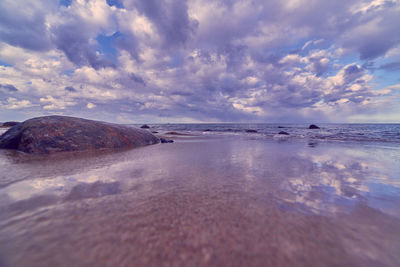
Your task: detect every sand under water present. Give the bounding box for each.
[0,135,400,266]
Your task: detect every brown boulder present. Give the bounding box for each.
[0,116,159,154]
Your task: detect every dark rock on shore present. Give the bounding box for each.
[160,138,174,143]
[140,124,150,129]
[245,129,258,133]
[1,121,19,127]
[165,131,194,136]
[0,116,159,154]
[309,124,320,129]
[278,131,289,135]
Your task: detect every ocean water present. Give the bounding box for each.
[0,123,400,266]
[141,123,400,144]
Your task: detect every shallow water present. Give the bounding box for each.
[0,136,400,266]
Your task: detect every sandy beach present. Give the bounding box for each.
[1,135,400,266]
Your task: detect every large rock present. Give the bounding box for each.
[2,121,19,127]
[0,116,159,154]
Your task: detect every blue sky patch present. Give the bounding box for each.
[59,0,72,7]
[0,60,12,67]
[106,0,124,9]
[95,32,121,63]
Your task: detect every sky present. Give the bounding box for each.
[0,0,399,123]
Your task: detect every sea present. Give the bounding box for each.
[134,123,400,145]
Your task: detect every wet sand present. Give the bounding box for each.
[1,137,400,266]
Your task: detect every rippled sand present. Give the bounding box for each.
[1,137,400,266]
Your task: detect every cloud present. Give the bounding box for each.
[129,73,146,86]
[40,95,76,110]
[339,1,400,60]
[0,0,399,122]
[86,102,96,109]
[0,0,55,51]
[126,0,198,48]
[46,0,119,69]
[65,86,77,92]
[1,97,34,109]
[0,83,18,92]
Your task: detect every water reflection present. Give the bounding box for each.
[1,138,400,266]
[307,140,319,147]
[0,138,399,219]
[8,194,58,214]
[64,181,121,201]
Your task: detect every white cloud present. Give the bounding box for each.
[1,97,35,109]
[40,95,76,110]
[86,102,96,109]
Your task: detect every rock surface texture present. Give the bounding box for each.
[160,138,174,143]
[2,121,19,127]
[309,124,320,129]
[0,116,159,154]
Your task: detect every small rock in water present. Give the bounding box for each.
[165,132,181,135]
[278,131,289,135]
[204,129,212,132]
[245,129,258,133]
[309,124,320,129]
[160,138,174,143]
[151,131,159,134]
[140,124,150,129]
[278,126,285,128]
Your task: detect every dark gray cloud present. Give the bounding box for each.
[0,84,18,92]
[129,73,146,86]
[340,1,400,60]
[52,23,114,69]
[125,0,198,48]
[343,64,364,84]
[113,34,140,61]
[0,1,54,51]
[65,86,77,92]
